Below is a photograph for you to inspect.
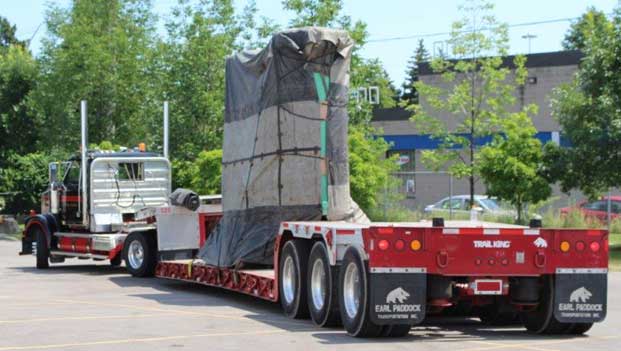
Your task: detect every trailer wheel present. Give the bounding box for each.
[338,247,382,337]
[34,227,49,269]
[521,276,572,334]
[307,241,340,327]
[279,240,309,319]
[124,232,156,277]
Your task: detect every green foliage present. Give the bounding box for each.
[31,0,160,150]
[0,16,26,51]
[400,39,429,104]
[348,125,399,213]
[545,8,621,197]
[410,0,530,205]
[563,8,611,51]
[0,44,39,166]
[0,152,63,214]
[172,149,222,195]
[478,111,551,223]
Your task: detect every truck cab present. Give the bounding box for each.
[21,150,171,268]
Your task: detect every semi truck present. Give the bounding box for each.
[20,27,609,338]
[19,101,172,270]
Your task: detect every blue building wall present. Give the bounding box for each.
[380,131,570,150]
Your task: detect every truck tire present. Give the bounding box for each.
[124,232,156,277]
[338,247,382,337]
[307,241,340,327]
[521,276,572,334]
[34,227,49,269]
[279,240,310,319]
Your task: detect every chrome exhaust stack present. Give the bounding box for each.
[80,100,89,228]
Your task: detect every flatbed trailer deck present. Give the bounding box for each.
[142,209,608,337]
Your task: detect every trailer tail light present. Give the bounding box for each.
[590,241,600,252]
[378,239,390,251]
[410,239,421,251]
[560,241,570,252]
[394,239,405,251]
[575,241,585,251]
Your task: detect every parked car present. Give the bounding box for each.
[424,195,514,217]
[560,196,621,221]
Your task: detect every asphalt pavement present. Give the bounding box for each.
[0,239,619,351]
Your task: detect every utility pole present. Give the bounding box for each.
[522,33,537,54]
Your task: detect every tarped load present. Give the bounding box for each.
[199,27,368,267]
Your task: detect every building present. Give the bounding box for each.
[372,50,583,210]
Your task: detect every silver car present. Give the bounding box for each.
[424,195,513,216]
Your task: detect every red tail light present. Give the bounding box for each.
[590,241,600,252]
[378,239,390,251]
[575,241,585,251]
[394,239,405,251]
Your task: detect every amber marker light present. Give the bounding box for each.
[560,241,570,252]
[410,239,421,251]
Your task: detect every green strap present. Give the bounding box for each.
[313,72,330,216]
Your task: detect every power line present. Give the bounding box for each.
[366,16,581,43]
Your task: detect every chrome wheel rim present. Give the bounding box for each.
[282,256,296,304]
[311,258,327,311]
[343,262,361,319]
[128,240,144,269]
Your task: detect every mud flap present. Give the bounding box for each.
[554,269,607,323]
[369,271,426,325]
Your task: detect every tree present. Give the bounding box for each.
[30,0,160,151]
[173,149,222,195]
[401,39,429,104]
[348,125,398,212]
[0,16,26,51]
[478,110,551,223]
[160,0,242,159]
[544,7,621,197]
[410,0,531,207]
[0,152,62,214]
[0,41,39,167]
[562,8,610,51]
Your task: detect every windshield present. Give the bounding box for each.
[478,198,500,210]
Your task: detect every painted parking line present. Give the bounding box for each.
[0,329,289,351]
[0,312,178,324]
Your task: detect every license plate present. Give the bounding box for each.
[473,279,503,295]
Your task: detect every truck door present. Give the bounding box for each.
[61,161,82,224]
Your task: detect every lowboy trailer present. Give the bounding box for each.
[127,205,609,338]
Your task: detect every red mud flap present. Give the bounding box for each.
[369,268,426,325]
[554,268,607,323]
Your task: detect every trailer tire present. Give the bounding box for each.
[124,232,156,277]
[279,240,310,319]
[521,276,572,334]
[34,227,49,269]
[307,241,340,327]
[338,247,382,338]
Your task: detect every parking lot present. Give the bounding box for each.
[0,238,619,351]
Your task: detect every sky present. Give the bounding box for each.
[1,0,618,87]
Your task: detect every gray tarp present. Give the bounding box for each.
[198,27,368,267]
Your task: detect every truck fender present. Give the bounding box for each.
[22,215,58,253]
